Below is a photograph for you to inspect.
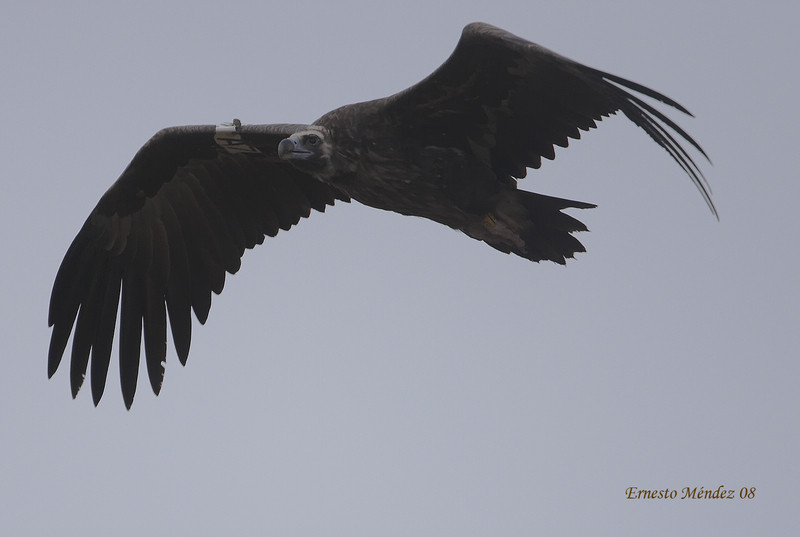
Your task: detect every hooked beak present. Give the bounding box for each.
[278,137,312,160]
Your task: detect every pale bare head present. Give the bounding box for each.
[277,126,335,178]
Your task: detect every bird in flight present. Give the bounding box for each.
[48,23,714,408]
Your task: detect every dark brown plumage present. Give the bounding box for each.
[48,23,713,408]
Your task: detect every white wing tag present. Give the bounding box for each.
[214,120,262,154]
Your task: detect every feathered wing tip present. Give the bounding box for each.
[592,69,717,220]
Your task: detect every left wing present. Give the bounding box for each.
[381,22,715,217]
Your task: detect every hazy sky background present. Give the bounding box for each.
[2,1,797,535]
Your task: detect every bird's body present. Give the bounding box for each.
[48,23,714,408]
[313,105,519,235]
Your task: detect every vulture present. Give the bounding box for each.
[48,23,715,408]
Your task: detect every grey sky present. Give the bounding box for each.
[1,0,797,535]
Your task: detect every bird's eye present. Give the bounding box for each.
[306,134,320,146]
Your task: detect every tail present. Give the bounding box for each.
[464,189,596,264]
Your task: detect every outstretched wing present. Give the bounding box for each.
[383,22,715,216]
[48,123,349,408]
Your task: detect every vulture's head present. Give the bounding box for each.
[278,127,335,178]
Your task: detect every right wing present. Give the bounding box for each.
[47,123,349,408]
